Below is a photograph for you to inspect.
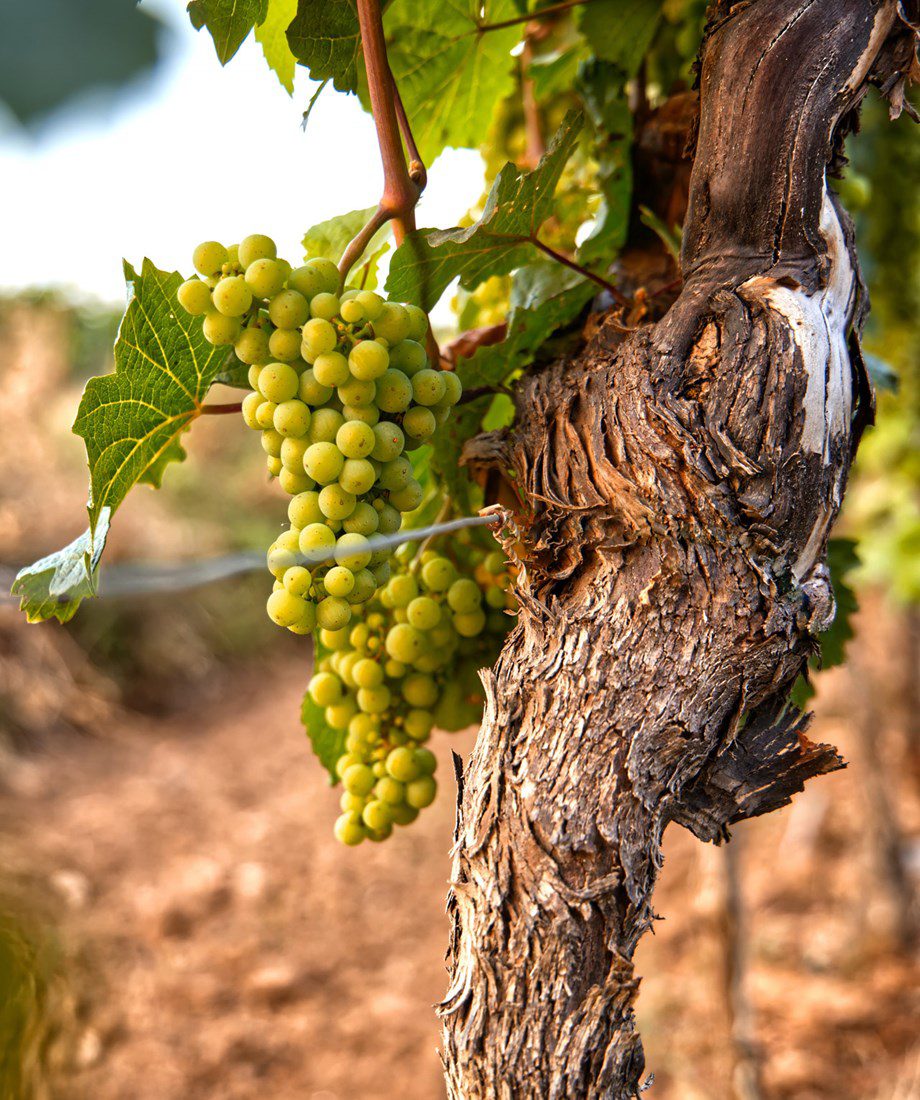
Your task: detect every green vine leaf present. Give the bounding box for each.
[254,0,299,92]
[578,0,662,76]
[12,260,226,623]
[11,510,111,624]
[384,0,522,164]
[287,0,364,93]
[303,206,392,290]
[188,0,268,64]
[302,678,345,783]
[386,110,584,310]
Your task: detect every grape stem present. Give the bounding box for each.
[339,0,425,288]
[200,402,244,415]
[476,0,593,34]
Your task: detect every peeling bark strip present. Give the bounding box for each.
[440,3,918,1098]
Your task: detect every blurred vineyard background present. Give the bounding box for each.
[1,2,918,1099]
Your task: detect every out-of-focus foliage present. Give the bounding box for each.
[840,92,920,605]
[0,0,165,128]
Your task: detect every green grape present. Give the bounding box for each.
[304,257,340,294]
[406,776,437,809]
[337,376,376,407]
[411,368,447,406]
[258,362,299,403]
[348,339,389,381]
[350,623,371,649]
[338,651,362,688]
[267,328,300,362]
[370,421,405,462]
[301,317,337,358]
[299,369,334,406]
[247,364,263,389]
[356,290,385,320]
[353,658,384,689]
[317,596,352,630]
[193,241,229,277]
[334,812,365,846]
[389,479,423,512]
[342,502,379,536]
[387,573,418,607]
[349,711,379,739]
[244,257,286,298]
[386,622,423,663]
[422,556,455,592]
[386,746,420,782]
[304,441,345,484]
[287,601,316,634]
[347,569,377,604]
[402,673,439,708]
[280,436,310,473]
[484,550,506,573]
[327,697,358,729]
[310,292,340,320]
[261,429,284,457]
[485,585,507,609]
[404,710,434,741]
[373,302,411,344]
[341,404,379,427]
[278,468,310,495]
[322,626,352,650]
[367,822,393,843]
[288,265,327,300]
[453,609,487,637]
[212,275,253,317]
[319,484,357,521]
[256,400,278,428]
[413,746,437,774]
[202,311,241,346]
[406,597,441,631]
[267,588,308,628]
[377,504,402,534]
[374,369,413,413]
[357,685,390,714]
[439,371,463,406]
[283,565,312,597]
[371,561,391,588]
[388,340,427,376]
[405,304,429,342]
[178,278,213,315]
[273,399,311,438]
[308,407,345,444]
[299,522,337,560]
[241,391,262,429]
[339,458,376,495]
[375,776,405,805]
[340,298,364,324]
[362,800,393,832]
[390,803,419,826]
[448,578,482,613]
[267,534,300,578]
[336,420,375,459]
[340,792,367,814]
[313,351,350,388]
[235,326,270,365]
[335,533,372,571]
[384,658,406,679]
[288,490,323,528]
[323,564,355,600]
[403,405,437,440]
[335,751,362,779]
[268,458,284,480]
[377,456,412,492]
[237,234,276,269]
[269,289,309,329]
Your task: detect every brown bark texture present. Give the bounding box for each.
[439,2,920,1098]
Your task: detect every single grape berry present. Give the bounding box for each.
[193,241,229,277]
[348,340,389,381]
[235,327,271,365]
[268,328,303,362]
[310,292,340,320]
[245,257,286,299]
[258,363,300,403]
[178,278,213,315]
[336,420,376,459]
[304,441,345,485]
[238,233,277,269]
[202,311,241,346]
[269,289,309,329]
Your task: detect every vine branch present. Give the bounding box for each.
[476,0,592,35]
[200,402,243,415]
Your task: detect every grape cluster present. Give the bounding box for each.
[177,235,462,636]
[308,545,515,845]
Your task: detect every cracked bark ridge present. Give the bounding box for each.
[440,3,919,1098]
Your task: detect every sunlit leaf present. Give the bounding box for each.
[255,0,299,92]
[287,0,363,92]
[579,0,662,76]
[188,0,268,64]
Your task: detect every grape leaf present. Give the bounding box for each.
[188,0,268,64]
[430,396,491,513]
[286,0,363,93]
[576,60,633,267]
[213,349,252,389]
[384,0,521,164]
[579,0,662,76]
[302,679,345,783]
[458,263,594,388]
[254,0,299,92]
[385,110,584,310]
[302,206,392,290]
[11,510,111,624]
[13,260,226,624]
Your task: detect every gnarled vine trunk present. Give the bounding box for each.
[440,2,919,1097]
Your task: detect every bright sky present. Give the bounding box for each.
[0,0,484,313]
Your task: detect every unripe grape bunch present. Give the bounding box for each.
[177,234,463,639]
